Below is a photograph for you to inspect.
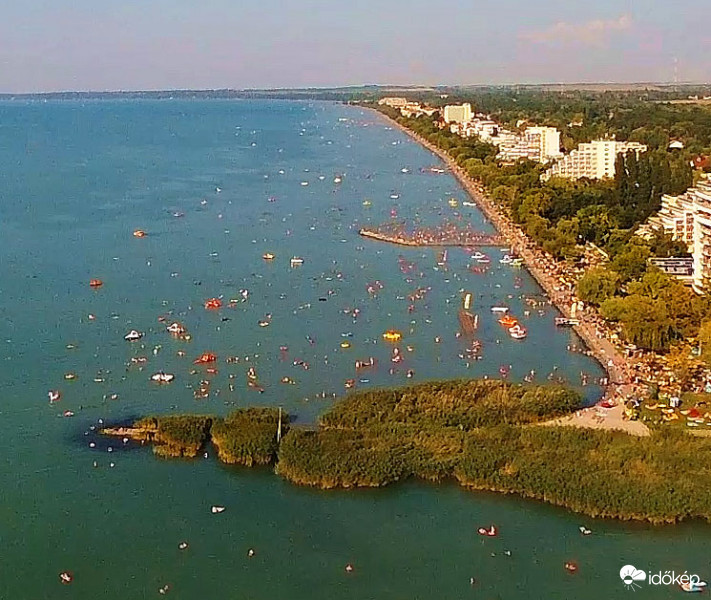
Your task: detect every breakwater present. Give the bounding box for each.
[358,227,505,247]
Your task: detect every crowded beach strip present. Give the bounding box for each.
[370,108,636,413]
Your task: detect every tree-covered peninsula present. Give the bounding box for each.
[104,379,711,523]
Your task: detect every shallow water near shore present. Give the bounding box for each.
[0,99,707,598]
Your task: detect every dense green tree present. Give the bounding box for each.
[577,268,621,305]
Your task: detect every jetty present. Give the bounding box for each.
[359,227,505,247]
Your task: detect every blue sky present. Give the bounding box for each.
[0,0,707,92]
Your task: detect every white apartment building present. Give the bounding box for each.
[497,126,563,163]
[543,140,648,181]
[642,180,711,293]
[443,103,472,124]
[645,192,697,249]
[525,126,563,161]
[378,97,408,108]
[692,182,711,293]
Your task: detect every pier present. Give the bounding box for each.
[359,227,506,247]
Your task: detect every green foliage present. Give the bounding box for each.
[211,408,287,466]
[319,379,582,430]
[134,415,213,458]
[577,268,621,305]
[132,409,287,463]
[455,426,711,522]
[609,241,651,282]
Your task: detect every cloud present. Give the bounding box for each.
[520,15,632,47]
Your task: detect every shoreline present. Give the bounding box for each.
[367,107,637,411]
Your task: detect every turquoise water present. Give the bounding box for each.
[0,99,707,599]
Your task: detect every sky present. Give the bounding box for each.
[0,0,708,92]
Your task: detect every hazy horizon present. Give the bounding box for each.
[1,0,708,94]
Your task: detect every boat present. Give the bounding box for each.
[262,252,275,260]
[471,251,486,260]
[458,293,478,334]
[500,255,513,265]
[204,298,222,310]
[300,181,309,186]
[681,580,707,593]
[258,320,270,327]
[477,256,490,264]
[477,525,497,537]
[124,330,143,342]
[400,168,410,174]
[491,306,509,313]
[59,571,73,584]
[389,193,399,199]
[508,324,527,339]
[193,352,218,364]
[362,200,372,207]
[382,330,402,342]
[48,390,61,403]
[578,526,592,535]
[462,201,476,207]
[334,176,343,184]
[151,372,175,384]
[211,506,226,514]
[166,322,186,335]
[555,317,580,326]
[89,279,103,288]
[132,229,146,238]
[511,258,524,267]
[498,315,518,328]
[448,198,459,208]
[290,257,304,267]
[340,341,351,349]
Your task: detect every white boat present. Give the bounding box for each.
[462,201,477,207]
[290,257,304,267]
[124,330,143,341]
[211,506,226,514]
[400,168,410,174]
[300,181,309,186]
[491,306,509,313]
[166,322,186,335]
[390,193,400,199]
[500,255,513,265]
[509,325,527,339]
[334,176,343,184]
[151,372,175,384]
[471,252,486,260]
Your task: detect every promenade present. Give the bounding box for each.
[372,108,637,405]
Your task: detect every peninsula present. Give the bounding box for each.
[103,379,711,524]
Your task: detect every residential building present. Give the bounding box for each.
[542,140,648,181]
[377,97,408,108]
[443,103,472,124]
[644,191,697,248]
[642,180,711,293]
[525,126,563,161]
[497,126,563,163]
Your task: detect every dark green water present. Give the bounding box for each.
[0,99,706,599]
